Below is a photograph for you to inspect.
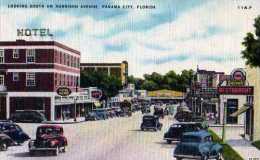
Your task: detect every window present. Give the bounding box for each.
[0,49,4,63]
[26,73,36,86]
[13,49,19,59]
[26,49,35,63]
[0,75,4,85]
[13,72,19,81]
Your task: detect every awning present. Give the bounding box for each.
[94,101,101,107]
[230,105,249,117]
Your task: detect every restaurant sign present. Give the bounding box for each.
[56,87,72,96]
[217,86,253,95]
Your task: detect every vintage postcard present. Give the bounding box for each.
[0,0,259,160]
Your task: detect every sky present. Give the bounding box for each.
[0,0,260,77]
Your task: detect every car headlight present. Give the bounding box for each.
[50,141,56,146]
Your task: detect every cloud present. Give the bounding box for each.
[0,0,260,78]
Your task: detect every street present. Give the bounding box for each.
[0,112,177,160]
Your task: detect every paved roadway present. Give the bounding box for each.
[0,112,177,160]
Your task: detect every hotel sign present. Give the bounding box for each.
[218,86,253,95]
[17,28,53,37]
[57,87,72,96]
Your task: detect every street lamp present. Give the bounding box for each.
[201,98,204,117]
[74,96,78,122]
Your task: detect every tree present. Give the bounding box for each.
[127,75,144,90]
[241,15,260,67]
[80,71,122,98]
[141,80,158,91]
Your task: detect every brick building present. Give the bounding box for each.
[0,40,91,121]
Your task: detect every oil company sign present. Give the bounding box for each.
[91,90,102,99]
[56,87,72,96]
[217,86,253,95]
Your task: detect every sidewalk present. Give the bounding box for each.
[211,126,260,160]
[44,117,86,124]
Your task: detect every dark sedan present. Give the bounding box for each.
[0,133,13,151]
[85,112,100,121]
[174,131,222,160]
[10,110,47,123]
[164,122,205,144]
[140,115,162,131]
[0,122,30,144]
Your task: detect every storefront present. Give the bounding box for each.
[218,68,253,126]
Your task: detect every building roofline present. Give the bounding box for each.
[0,40,80,55]
[80,62,125,67]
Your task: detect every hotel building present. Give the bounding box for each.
[0,40,91,121]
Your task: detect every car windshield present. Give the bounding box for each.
[143,116,154,120]
[182,135,201,143]
[37,127,61,135]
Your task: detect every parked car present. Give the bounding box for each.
[28,125,68,156]
[164,122,206,144]
[174,108,192,122]
[112,107,125,117]
[0,133,14,151]
[10,110,47,123]
[107,108,116,118]
[85,112,100,121]
[93,109,109,120]
[0,122,30,144]
[140,115,162,131]
[174,130,223,160]
[153,107,164,119]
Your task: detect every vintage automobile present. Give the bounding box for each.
[174,131,222,160]
[153,107,164,119]
[28,125,68,156]
[93,109,109,120]
[112,107,125,117]
[10,110,47,123]
[174,107,192,122]
[85,112,100,121]
[0,122,30,144]
[164,122,206,144]
[140,115,162,131]
[0,133,14,151]
[107,108,116,118]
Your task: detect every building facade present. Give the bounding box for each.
[0,40,91,121]
[217,68,253,128]
[246,66,260,141]
[186,68,225,118]
[80,61,128,85]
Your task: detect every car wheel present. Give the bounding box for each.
[201,155,208,160]
[166,140,172,144]
[153,128,157,132]
[0,142,8,151]
[62,146,66,153]
[217,153,222,160]
[54,146,59,156]
[141,128,144,131]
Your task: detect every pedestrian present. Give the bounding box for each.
[62,111,66,121]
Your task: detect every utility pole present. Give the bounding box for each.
[222,101,227,142]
